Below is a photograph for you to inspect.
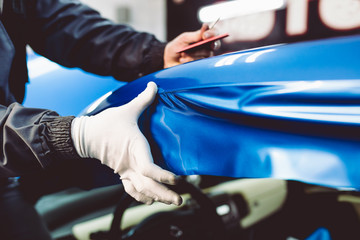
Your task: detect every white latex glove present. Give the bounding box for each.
[71,82,182,205]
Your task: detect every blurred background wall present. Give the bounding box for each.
[80,0,167,41]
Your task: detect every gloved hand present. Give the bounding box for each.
[71,82,182,205]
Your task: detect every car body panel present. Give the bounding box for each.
[24,52,125,116]
[84,35,360,190]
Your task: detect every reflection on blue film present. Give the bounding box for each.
[87,35,360,190]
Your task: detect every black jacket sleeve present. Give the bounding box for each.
[0,0,167,177]
[0,103,80,177]
[25,0,166,82]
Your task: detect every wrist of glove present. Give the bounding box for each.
[71,82,182,206]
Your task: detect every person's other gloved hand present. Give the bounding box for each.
[71,82,182,206]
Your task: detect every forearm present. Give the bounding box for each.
[0,103,80,177]
[25,0,165,81]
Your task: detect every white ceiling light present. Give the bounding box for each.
[198,0,286,23]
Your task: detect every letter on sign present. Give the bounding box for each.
[319,0,360,30]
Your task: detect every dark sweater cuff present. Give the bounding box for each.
[44,116,82,160]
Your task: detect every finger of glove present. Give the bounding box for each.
[122,178,154,205]
[133,137,178,185]
[130,173,182,206]
[141,162,179,185]
[127,82,158,117]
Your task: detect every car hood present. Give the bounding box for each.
[84,35,360,190]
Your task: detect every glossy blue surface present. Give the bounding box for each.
[305,228,332,240]
[86,35,360,190]
[24,52,125,116]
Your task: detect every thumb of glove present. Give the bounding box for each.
[126,81,158,118]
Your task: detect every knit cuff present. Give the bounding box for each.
[45,116,82,160]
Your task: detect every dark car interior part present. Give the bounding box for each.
[36,184,125,239]
[89,179,360,240]
[37,176,360,240]
[91,178,228,240]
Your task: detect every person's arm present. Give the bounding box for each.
[0,103,80,177]
[0,84,182,205]
[24,0,216,81]
[25,0,165,82]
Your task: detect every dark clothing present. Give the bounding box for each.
[0,0,166,178]
[0,1,166,238]
[0,178,52,240]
